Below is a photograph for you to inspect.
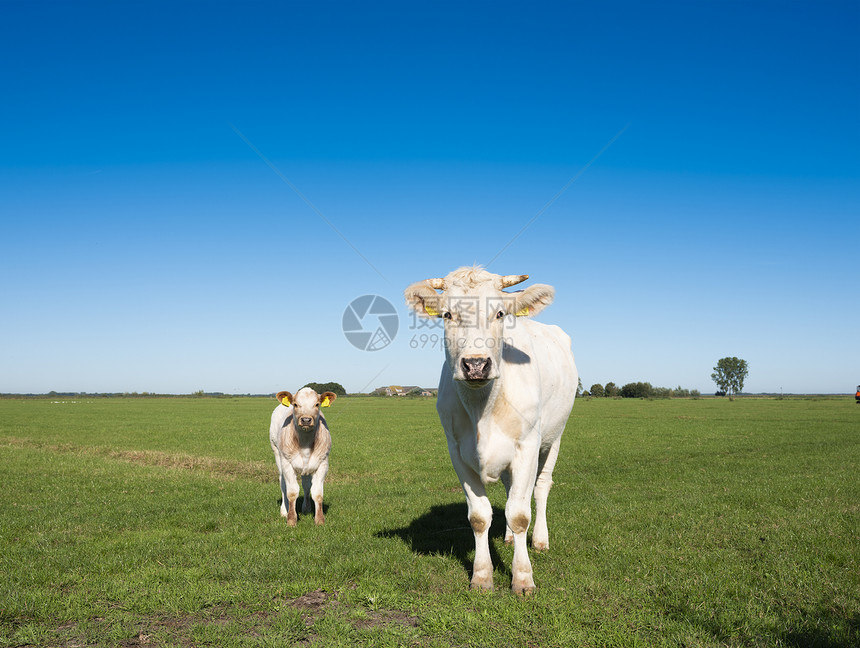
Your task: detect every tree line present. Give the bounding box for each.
[581,382,701,399]
[579,357,750,400]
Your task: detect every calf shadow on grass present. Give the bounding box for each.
[375,503,510,580]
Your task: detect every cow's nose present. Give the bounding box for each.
[300,417,313,427]
[461,356,492,380]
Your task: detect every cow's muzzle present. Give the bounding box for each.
[299,416,314,428]
[461,356,492,381]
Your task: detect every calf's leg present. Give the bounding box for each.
[309,461,328,525]
[301,474,313,514]
[283,469,300,527]
[279,471,289,518]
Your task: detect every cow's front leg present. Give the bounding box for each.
[507,443,540,595]
[507,500,534,595]
[465,480,494,591]
[447,446,494,590]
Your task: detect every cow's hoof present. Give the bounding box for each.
[470,576,494,592]
[504,534,514,545]
[287,516,297,527]
[512,575,536,596]
[532,540,549,552]
[314,516,325,526]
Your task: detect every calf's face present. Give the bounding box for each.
[288,388,337,431]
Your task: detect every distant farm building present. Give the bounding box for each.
[373,386,437,397]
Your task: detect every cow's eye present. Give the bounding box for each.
[443,312,452,320]
[496,310,505,319]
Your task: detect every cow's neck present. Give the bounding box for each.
[453,376,502,422]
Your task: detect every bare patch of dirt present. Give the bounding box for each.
[3,438,371,486]
[46,594,422,648]
[3,437,272,482]
[355,609,420,631]
[290,588,335,612]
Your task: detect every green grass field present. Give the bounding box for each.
[1,396,858,647]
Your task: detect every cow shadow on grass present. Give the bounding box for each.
[375,502,510,580]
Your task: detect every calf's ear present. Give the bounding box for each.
[404,281,444,318]
[276,391,293,406]
[514,284,555,318]
[320,391,337,407]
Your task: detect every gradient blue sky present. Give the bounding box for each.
[2,0,858,395]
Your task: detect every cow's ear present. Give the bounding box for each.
[514,284,555,317]
[320,391,337,407]
[277,391,293,406]
[404,281,444,318]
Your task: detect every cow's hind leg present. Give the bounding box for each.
[501,471,514,545]
[532,436,562,551]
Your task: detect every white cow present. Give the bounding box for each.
[269,387,337,526]
[405,266,577,594]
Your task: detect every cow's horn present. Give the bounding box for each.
[427,278,446,290]
[500,274,529,288]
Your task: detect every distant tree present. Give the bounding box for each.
[576,378,583,397]
[303,382,347,396]
[711,357,749,401]
[604,382,619,398]
[590,383,605,398]
[620,382,653,399]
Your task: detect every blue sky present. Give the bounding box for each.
[2,0,858,395]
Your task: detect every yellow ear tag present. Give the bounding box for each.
[281,396,291,406]
[321,396,331,408]
[516,307,530,317]
[425,305,439,318]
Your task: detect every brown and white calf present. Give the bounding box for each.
[269,387,337,526]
